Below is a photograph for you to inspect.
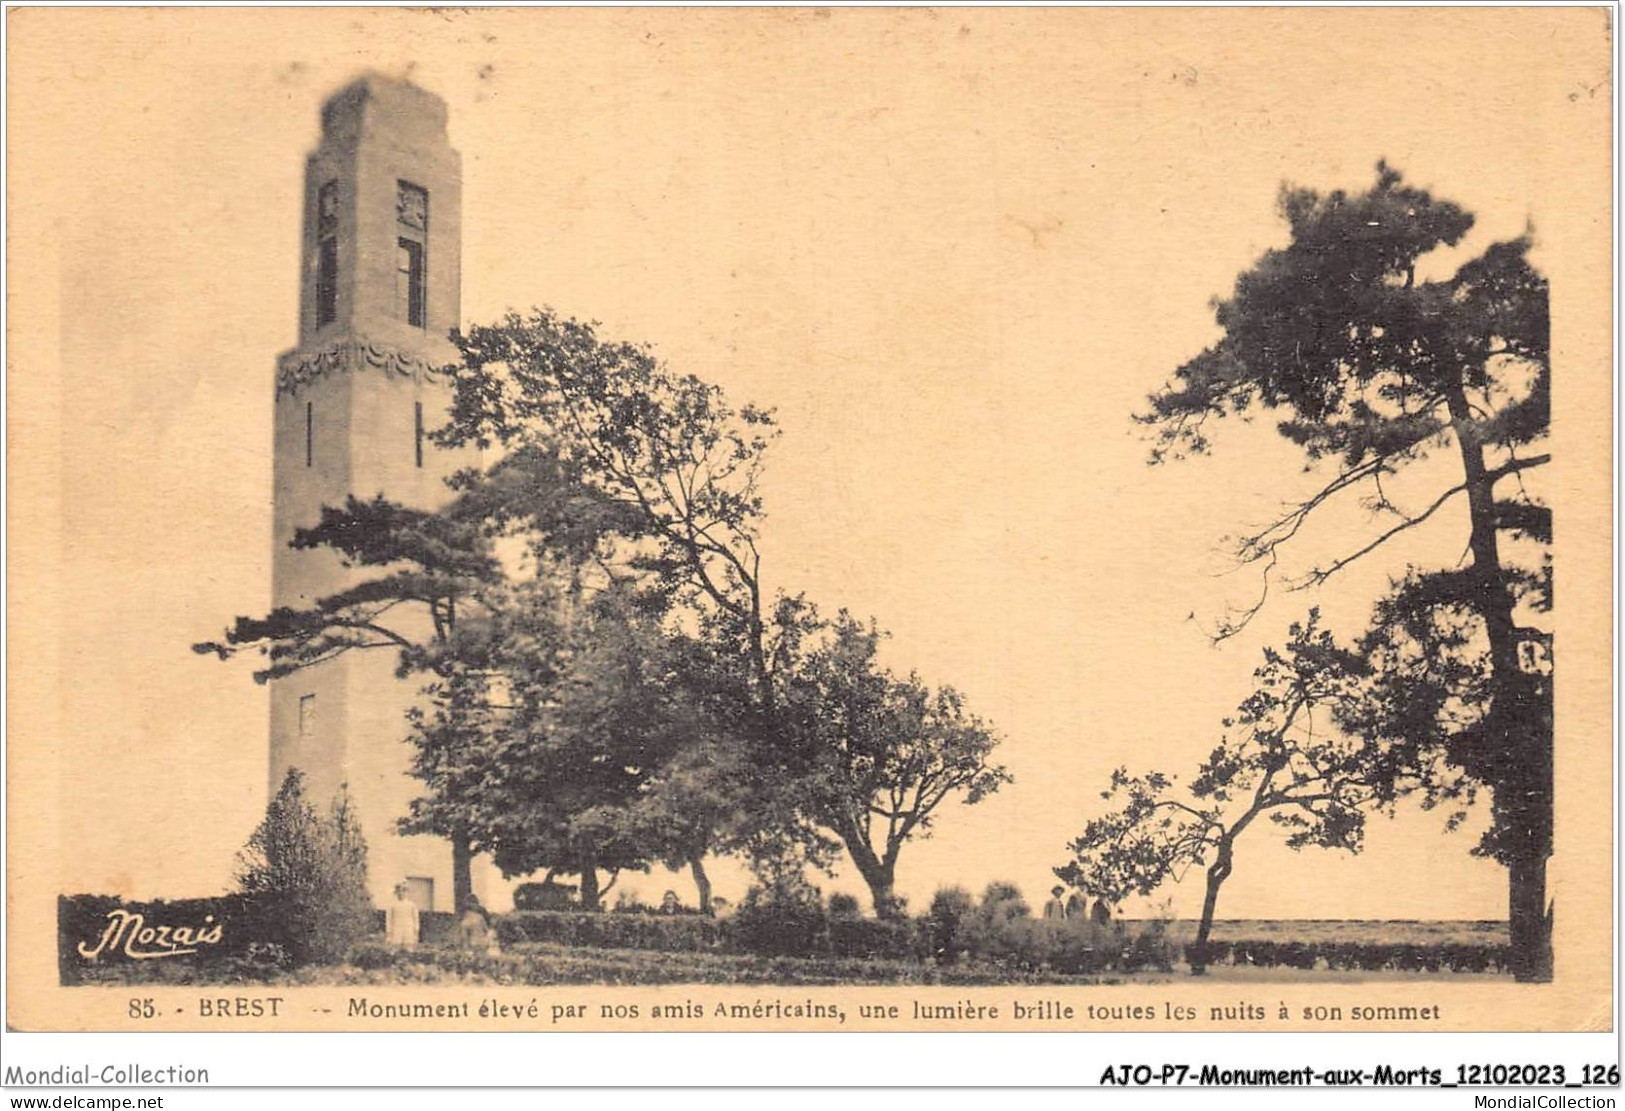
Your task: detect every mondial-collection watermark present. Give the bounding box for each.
[3,1065,209,1086]
[1472,1099,1617,1109]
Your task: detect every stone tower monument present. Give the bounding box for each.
[269,74,494,913]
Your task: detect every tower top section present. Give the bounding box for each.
[289,72,462,354]
[320,73,450,150]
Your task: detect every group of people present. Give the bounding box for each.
[385,881,499,953]
[1043,884,1113,926]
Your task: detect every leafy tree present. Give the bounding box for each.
[440,585,704,909]
[1138,164,1552,979]
[620,730,758,914]
[1056,613,1414,973]
[787,612,1011,916]
[236,769,372,965]
[615,616,839,912]
[1348,566,1551,860]
[197,493,502,682]
[396,660,503,910]
[438,311,858,875]
[202,310,860,910]
[197,447,633,912]
[437,310,1011,900]
[198,493,504,912]
[442,310,783,718]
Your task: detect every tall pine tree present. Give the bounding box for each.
[1140,165,1552,978]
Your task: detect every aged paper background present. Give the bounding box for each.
[5,6,1613,1032]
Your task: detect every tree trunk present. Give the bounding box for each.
[578,861,601,912]
[1190,844,1233,976]
[867,874,897,918]
[844,837,898,918]
[1445,385,1553,983]
[690,857,713,915]
[451,828,474,915]
[1508,851,1553,982]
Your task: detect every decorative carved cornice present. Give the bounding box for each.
[276,338,449,399]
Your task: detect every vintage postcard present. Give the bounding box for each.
[5,5,1614,1045]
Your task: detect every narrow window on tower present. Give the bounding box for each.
[396,239,425,327]
[305,401,313,467]
[298,693,317,737]
[316,181,339,327]
[414,401,424,468]
[396,181,428,327]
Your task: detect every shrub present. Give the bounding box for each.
[1024,919,1108,974]
[927,886,976,964]
[513,881,577,911]
[1443,943,1493,973]
[725,886,830,958]
[946,881,1034,967]
[828,915,927,961]
[235,770,373,966]
[827,893,862,919]
[349,941,411,971]
[941,887,1175,976]
[1023,919,1166,974]
[979,881,1030,921]
[1120,918,1177,972]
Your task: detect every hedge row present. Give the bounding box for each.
[493,908,926,961]
[492,906,1175,972]
[496,911,724,953]
[340,940,1134,986]
[938,916,1176,975]
[1186,939,1511,973]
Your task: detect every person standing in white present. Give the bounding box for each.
[386,882,420,947]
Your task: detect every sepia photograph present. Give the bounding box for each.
[4,4,1614,1055]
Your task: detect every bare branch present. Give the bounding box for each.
[1297,481,1470,588]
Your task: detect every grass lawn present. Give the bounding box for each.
[74,940,1161,987]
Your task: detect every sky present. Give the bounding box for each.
[8,7,1612,923]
